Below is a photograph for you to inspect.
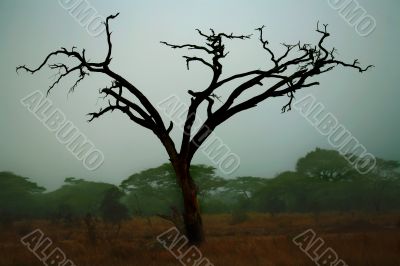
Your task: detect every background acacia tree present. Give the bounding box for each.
[17,13,372,244]
[296,148,355,180]
[367,158,400,212]
[99,187,130,241]
[0,172,45,225]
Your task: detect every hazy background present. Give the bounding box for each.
[0,0,398,190]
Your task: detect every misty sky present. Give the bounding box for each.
[0,0,399,190]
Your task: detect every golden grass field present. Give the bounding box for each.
[0,212,399,266]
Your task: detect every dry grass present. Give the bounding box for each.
[0,212,399,266]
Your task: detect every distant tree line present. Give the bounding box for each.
[1,148,399,225]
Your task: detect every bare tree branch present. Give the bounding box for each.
[17,13,178,160]
[184,23,372,161]
[18,16,372,168]
[161,28,252,157]
[18,16,373,243]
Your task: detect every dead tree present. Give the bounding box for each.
[17,13,372,244]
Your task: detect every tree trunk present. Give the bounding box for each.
[173,160,205,245]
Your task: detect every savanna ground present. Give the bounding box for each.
[0,212,399,266]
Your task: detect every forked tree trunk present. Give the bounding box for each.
[173,160,205,245]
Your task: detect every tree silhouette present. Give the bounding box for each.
[17,13,372,244]
[99,187,129,241]
[0,172,45,224]
[368,158,400,212]
[296,148,355,180]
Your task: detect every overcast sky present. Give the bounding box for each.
[0,0,399,190]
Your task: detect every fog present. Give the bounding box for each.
[0,0,399,190]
